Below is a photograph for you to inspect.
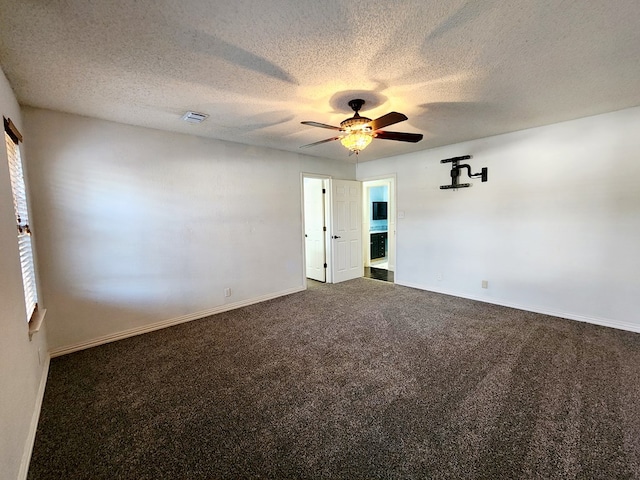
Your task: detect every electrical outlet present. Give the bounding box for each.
[224,288,231,297]
[482,280,489,289]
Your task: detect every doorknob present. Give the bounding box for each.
[332,235,341,239]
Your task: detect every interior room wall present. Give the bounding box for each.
[357,106,640,332]
[0,69,49,480]
[22,107,354,354]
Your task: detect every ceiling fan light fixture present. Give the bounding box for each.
[340,116,371,130]
[340,131,373,153]
[339,115,373,153]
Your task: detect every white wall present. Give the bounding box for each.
[0,69,49,479]
[22,108,354,353]
[358,107,640,332]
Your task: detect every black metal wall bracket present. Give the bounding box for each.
[440,155,488,190]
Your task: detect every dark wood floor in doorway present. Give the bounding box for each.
[364,267,394,282]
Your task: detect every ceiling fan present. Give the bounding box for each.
[300,99,423,155]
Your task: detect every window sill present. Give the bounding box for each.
[28,308,46,340]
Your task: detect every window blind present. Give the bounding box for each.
[5,129,38,322]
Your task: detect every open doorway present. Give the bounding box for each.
[303,176,329,283]
[362,177,395,283]
[302,175,364,284]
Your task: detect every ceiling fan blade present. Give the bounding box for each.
[375,131,423,143]
[301,121,342,131]
[300,136,341,148]
[368,112,408,131]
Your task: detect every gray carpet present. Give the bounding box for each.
[29,278,640,479]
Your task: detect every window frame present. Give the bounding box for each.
[4,116,45,335]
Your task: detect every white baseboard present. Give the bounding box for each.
[396,280,640,334]
[19,353,50,480]
[50,285,306,358]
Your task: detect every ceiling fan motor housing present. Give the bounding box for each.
[341,99,372,130]
[348,99,366,112]
[340,116,372,131]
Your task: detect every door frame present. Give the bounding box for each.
[301,173,332,285]
[303,174,379,286]
[361,175,397,275]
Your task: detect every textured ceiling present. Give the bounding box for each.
[1,0,640,162]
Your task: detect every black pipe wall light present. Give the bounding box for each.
[440,155,488,190]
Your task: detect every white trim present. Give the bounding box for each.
[301,173,332,284]
[19,353,50,480]
[361,175,397,273]
[357,172,398,183]
[49,286,306,357]
[28,308,46,339]
[396,280,640,334]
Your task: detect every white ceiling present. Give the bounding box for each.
[1,0,640,162]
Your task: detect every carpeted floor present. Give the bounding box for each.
[29,278,640,479]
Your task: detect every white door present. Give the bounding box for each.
[331,179,363,283]
[303,178,326,282]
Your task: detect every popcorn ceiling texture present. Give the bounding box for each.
[1,0,640,161]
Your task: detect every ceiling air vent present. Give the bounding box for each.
[182,111,209,124]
